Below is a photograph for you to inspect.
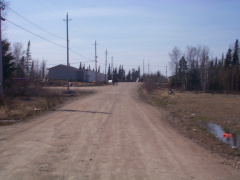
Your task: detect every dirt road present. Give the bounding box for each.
[0,83,239,180]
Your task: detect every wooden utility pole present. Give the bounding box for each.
[148,60,150,75]
[143,59,144,75]
[0,2,5,96]
[111,57,113,80]
[166,66,168,82]
[94,41,98,84]
[64,13,71,91]
[105,49,107,83]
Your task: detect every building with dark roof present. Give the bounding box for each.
[48,64,107,82]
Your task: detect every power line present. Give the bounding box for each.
[6,6,65,40]
[150,65,166,67]
[70,60,94,64]
[6,18,66,48]
[70,57,95,61]
[69,48,94,61]
[114,62,166,68]
[35,0,94,50]
[97,61,105,65]
[49,0,66,14]
[6,18,93,61]
[36,0,64,20]
[48,59,94,66]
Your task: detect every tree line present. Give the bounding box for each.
[168,39,240,93]
[81,63,142,82]
[79,62,142,82]
[2,39,47,91]
[3,36,143,91]
[107,64,141,82]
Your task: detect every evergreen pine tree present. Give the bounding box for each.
[224,48,232,69]
[224,48,232,92]
[16,56,26,78]
[2,40,15,88]
[29,61,35,79]
[25,41,32,77]
[232,39,239,66]
[122,65,125,81]
[232,39,239,91]
[127,70,131,82]
[107,63,111,80]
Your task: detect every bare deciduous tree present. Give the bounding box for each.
[12,42,25,65]
[199,46,210,91]
[169,46,182,75]
[40,59,47,80]
[186,46,200,69]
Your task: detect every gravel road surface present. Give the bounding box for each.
[0,82,239,180]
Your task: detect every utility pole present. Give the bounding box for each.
[111,57,113,80]
[105,49,107,83]
[166,66,168,82]
[143,59,144,75]
[63,13,71,91]
[142,59,145,81]
[0,1,5,96]
[148,60,150,75]
[94,41,98,84]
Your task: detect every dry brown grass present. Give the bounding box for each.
[0,88,94,124]
[139,87,240,168]
[152,90,240,132]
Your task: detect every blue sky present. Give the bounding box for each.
[3,0,240,75]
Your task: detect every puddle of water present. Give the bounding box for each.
[198,120,240,149]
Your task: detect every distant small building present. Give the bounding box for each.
[48,64,107,82]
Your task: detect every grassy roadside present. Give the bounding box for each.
[0,87,95,125]
[138,85,240,168]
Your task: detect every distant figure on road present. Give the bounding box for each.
[115,79,118,86]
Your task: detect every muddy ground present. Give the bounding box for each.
[139,86,240,169]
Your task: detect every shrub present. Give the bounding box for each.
[144,75,157,94]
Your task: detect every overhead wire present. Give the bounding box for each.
[5,5,165,70]
[69,48,94,61]
[36,0,64,20]
[48,59,95,66]
[30,1,99,62]
[70,60,95,64]
[48,0,66,13]
[48,0,96,47]
[5,17,94,61]
[6,19,66,49]
[6,5,66,40]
